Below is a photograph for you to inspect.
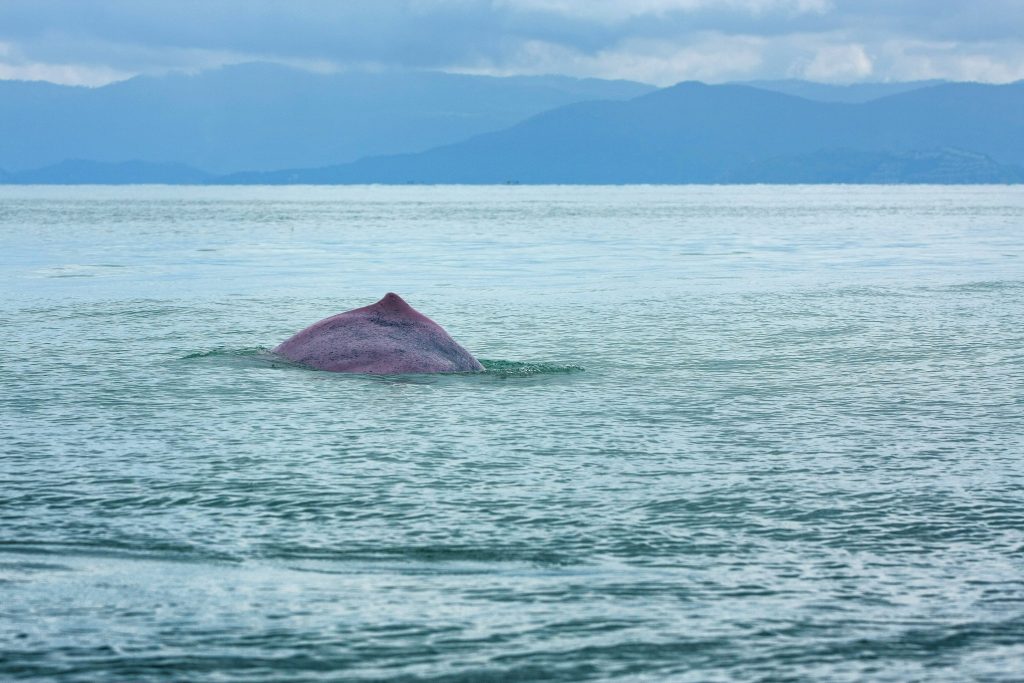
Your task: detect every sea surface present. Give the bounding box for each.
[2,185,1023,682]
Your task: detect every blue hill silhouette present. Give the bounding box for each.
[2,74,1021,184]
[736,79,945,103]
[220,81,1024,184]
[4,159,211,184]
[0,63,653,174]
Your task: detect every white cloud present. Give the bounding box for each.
[1,1,1023,85]
[797,43,873,82]
[495,0,831,22]
[0,40,132,85]
[877,39,1024,83]
[455,34,766,84]
[0,36,346,86]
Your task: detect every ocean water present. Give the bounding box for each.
[2,185,1023,682]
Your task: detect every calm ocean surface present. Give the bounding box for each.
[2,185,1023,682]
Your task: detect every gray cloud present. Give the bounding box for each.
[0,0,1022,85]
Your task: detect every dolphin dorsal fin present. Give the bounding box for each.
[376,292,414,312]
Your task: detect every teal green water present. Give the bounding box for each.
[2,185,1023,681]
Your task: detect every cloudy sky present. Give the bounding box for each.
[1,0,1022,86]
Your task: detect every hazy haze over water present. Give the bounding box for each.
[2,185,1023,681]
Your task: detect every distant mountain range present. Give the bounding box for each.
[723,148,1023,184]
[221,80,1024,184]
[0,63,652,174]
[0,65,1021,184]
[738,79,947,103]
[6,159,213,184]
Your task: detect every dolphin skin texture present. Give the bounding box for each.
[274,293,485,374]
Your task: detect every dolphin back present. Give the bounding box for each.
[274,293,484,374]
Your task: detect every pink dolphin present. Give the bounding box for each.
[274,293,484,374]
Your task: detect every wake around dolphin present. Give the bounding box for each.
[274,293,484,374]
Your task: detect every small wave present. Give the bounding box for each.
[479,359,585,378]
[942,280,1024,293]
[264,544,578,569]
[0,541,241,565]
[181,346,273,360]
[180,349,583,377]
[179,346,301,370]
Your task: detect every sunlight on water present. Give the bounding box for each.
[2,185,1023,681]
